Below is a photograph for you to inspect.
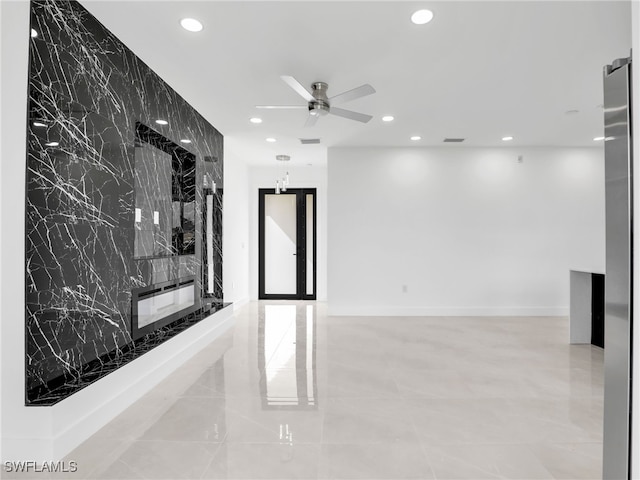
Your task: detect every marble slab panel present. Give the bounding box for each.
[25,0,224,404]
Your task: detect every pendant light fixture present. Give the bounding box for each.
[275,154,290,194]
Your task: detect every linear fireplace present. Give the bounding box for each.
[131,276,198,340]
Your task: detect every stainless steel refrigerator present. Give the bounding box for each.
[603,55,634,480]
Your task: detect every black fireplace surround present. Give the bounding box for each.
[25,0,225,405]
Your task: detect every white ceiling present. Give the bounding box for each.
[81,1,631,166]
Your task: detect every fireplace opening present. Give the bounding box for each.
[131,276,198,340]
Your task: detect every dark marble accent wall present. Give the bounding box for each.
[26,0,224,404]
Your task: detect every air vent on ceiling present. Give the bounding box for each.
[300,138,321,145]
[443,138,465,143]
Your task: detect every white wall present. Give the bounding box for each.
[249,165,328,301]
[0,0,48,462]
[223,147,250,307]
[328,147,605,316]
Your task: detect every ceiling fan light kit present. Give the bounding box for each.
[258,75,376,127]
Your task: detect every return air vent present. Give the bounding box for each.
[300,138,321,145]
[443,138,465,143]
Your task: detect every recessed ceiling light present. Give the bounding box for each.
[180,139,192,144]
[266,137,276,143]
[382,115,394,122]
[410,136,421,141]
[45,141,59,147]
[593,136,605,141]
[155,119,168,125]
[180,18,203,32]
[31,28,38,38]
[250,117,263,124]
[33,121,47,127]
[502,136,514,141]
[411,9,434,25]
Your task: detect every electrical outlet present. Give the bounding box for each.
[402,285,408,293]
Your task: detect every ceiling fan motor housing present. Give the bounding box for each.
[309,82,330,116]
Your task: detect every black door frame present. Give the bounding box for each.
[258,188,316,300]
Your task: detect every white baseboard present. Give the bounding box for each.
[2,306,234,462]
[327,305,569,317]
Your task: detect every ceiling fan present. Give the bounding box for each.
[257,75,376,127]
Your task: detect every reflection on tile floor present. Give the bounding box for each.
[3,302,604,479]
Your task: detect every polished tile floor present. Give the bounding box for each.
[8,301,605,479]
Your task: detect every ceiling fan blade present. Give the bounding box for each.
[281,75,315,102]
[329,107,373,123]
[255,105,307,109]
[329,84,376,105]
[304,113,320,128]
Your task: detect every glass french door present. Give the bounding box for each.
[259,188,316,299]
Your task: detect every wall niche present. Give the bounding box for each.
[25,0,224,405]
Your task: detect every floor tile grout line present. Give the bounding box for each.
[198,432,228,480]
